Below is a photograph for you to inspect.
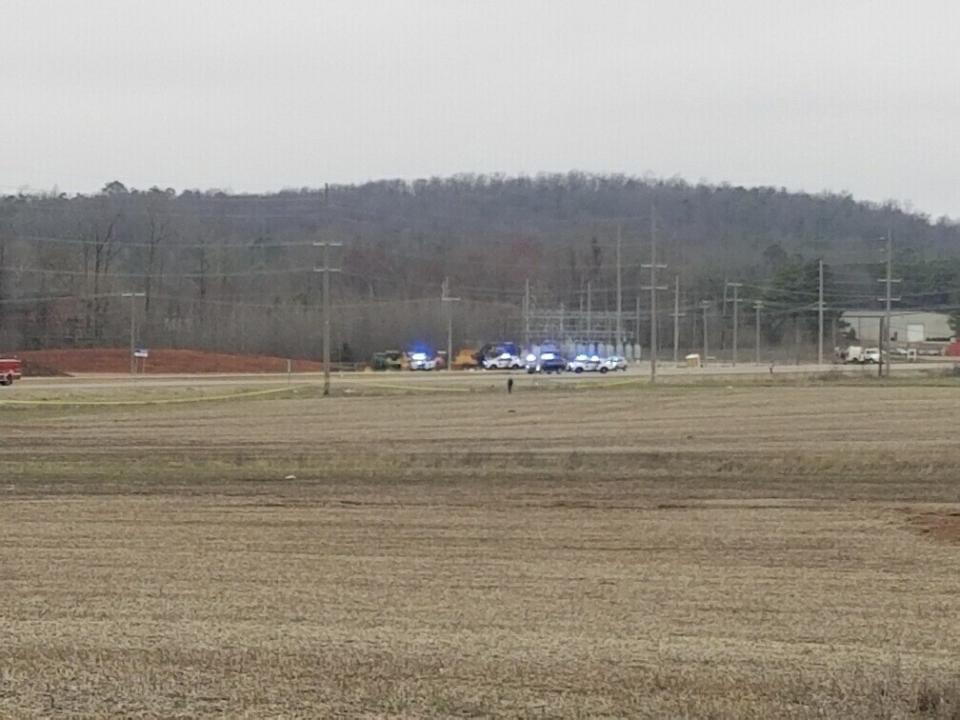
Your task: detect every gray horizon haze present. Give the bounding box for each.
[2,0,958,218]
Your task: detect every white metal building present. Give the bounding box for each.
[841,311,954,344]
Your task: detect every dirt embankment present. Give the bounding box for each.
[14,348,326,375]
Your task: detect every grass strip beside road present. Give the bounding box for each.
[0,384,313,407]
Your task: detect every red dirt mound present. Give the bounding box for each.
[16,348,326,375]
[18,359,70,377]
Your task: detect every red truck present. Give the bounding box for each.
[0,357,22,386]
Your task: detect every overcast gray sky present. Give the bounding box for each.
[2,1,958,217]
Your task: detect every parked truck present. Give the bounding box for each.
[0,356,22,385]
[839,346,880,364]
[371,350,406,371]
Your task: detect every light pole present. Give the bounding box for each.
[121,292,145,375]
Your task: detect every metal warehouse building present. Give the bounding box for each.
[841,311,954,345]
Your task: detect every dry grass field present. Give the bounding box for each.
[3,378,960,718]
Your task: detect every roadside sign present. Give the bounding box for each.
[134,348,149,358]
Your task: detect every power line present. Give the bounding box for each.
[0,232,320,250]
[0,265,315,279]
[0,291,118,306]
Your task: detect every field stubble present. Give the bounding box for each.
[3,383,960,718]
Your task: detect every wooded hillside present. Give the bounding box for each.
[1,174,958,359]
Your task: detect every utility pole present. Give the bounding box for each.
[635,295,641,357]
[878,317,885,377]
[121,291,145,375]
[671,275,685,366]
[586,279,593,344]
[313,241,342,396]
[700,300,711,367]
[615,224,623,354]
[753,300,763,365]
[877,232,901,377]
[441,277,461,371]
[726,282,742,366]
[641,211,668,382]
[523,278,530,349]
[817,258,825,367]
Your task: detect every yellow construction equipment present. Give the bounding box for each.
[452,347,480,370]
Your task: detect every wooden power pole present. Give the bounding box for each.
[671,275,685,366]
[441,277,461,371]
[314,241,342,396]
[121,291,145,375]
